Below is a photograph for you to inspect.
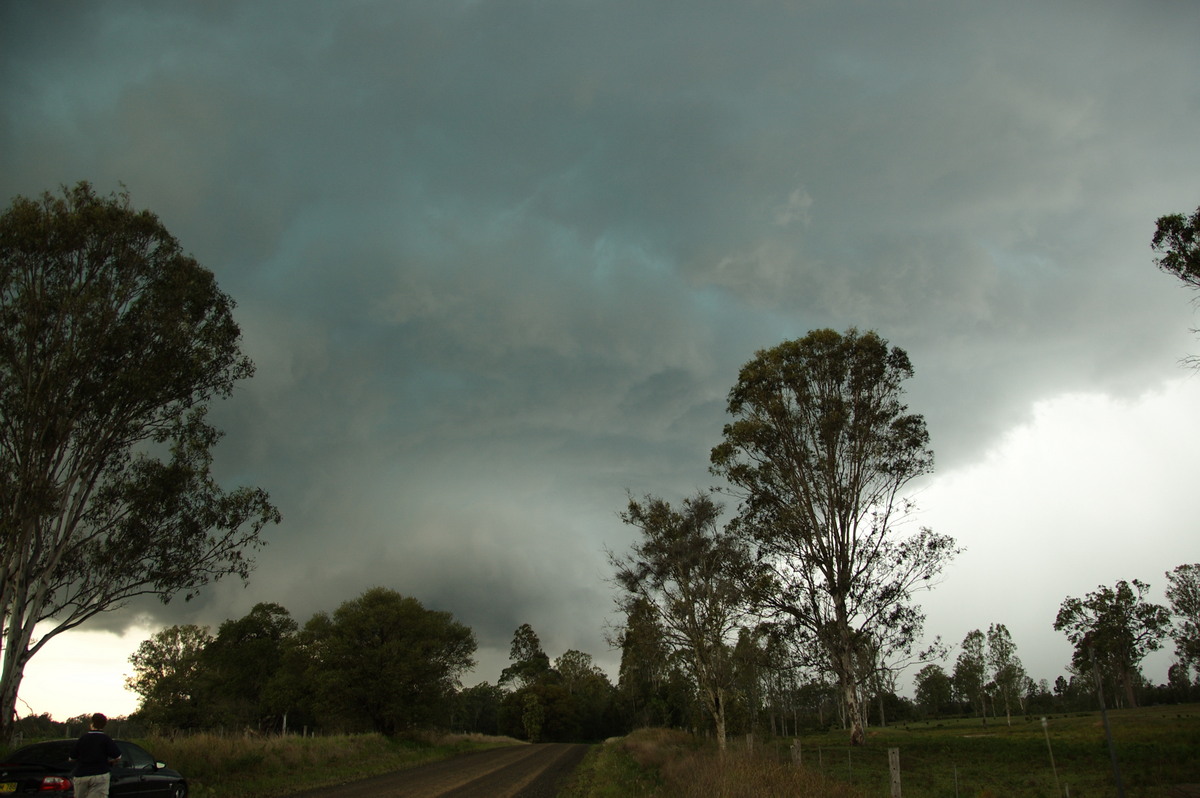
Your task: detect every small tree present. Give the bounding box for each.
[500,624,553,690]
[611,492,752,752]
[913,663,953,718]
[986,623,1026,725]
[614,596,672,728]
[1054,579,1170,708]
[0,183,280,740]
[952,630,988,723]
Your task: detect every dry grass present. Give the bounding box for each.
[138,730,520,797]
[564,729,867,798]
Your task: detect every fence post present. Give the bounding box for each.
[1041,717,1061,797]
[889,747,902,798]
[791,739,802,766]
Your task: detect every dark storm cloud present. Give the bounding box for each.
[3,0,1199,686]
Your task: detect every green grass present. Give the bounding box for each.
[559,733,666,798]
[568,707,1200,798]
[103,731,519,797]
[784,705,1200,798]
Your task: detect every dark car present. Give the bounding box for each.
[0,738,187,797]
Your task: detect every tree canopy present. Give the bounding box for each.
[1165,564,1200,681]
[304,587,476,734]
[612,492,752,752]
[1152,204,1200,290]
[1054,579,1170,709]
[710,328,957,745]
[0,183,279,740]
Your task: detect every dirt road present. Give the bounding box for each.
[285,743,590,798]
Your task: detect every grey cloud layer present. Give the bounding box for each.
[3,0,1198,676]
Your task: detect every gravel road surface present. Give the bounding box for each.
[285,743,590,798]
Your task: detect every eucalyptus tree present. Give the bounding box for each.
[953,629,989,722]
[1054,579,1170,708]
[0,183,279,740]
[710,328,958,745]
[986,623,1026,725]
[1153,204,1200,289]
[499,623,553,689]
[611,492,752,752]
[1165,564,1200,680]
[614,596,672,728]
[1152,204,1200,365]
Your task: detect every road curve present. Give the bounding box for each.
[285,743,590,798]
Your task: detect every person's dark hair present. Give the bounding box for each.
[91,713,107,729]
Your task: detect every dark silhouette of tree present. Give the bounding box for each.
[304,587,475,734]
[0,183,279,740]
[1152,203,1200,366]
[611,492,752,752]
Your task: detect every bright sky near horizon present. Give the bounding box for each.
[2,1,1198,721]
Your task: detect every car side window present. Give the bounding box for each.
[118,742,156,771]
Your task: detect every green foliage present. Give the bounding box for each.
[303,587,476,735]
[615,597,679,729]
[914,664,954,718]
[1152,204,1200,290]
[0,182,279,739]
[953,630,989,721]
[986,623,1026,724]
[493,624,621,742]
[126,624,215,728]
[202,602,299,731]
[710,328,957,745]
[454,682,504,735]
[1165,563,1200,680]
[612,492,752,750]
[1054,579,1171,708]
[560,731,669,798]
[499,623,552,689]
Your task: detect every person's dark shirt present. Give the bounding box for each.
[70,730,121,777]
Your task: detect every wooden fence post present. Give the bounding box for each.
[888,747,902,798]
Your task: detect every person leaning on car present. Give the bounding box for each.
[70,712,122,798]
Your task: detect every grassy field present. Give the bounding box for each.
[3,730,521,797]
[561,728,868,798]
[786,705,1200,797]
[565,705,1200,798]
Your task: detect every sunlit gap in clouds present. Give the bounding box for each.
[914,376,1200,693]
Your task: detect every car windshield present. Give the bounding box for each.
[5,741,73,767]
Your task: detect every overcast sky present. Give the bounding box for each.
[3,0,1199,721]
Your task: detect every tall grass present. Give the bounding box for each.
[138,731,520,797]
[562,728,867,798]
